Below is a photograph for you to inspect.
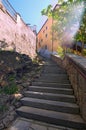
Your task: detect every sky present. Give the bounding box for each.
[8,0,58,32]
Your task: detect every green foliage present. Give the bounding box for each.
[0,74,18,95]
[41,5,52,17]
[4,75,18,94]
[66,48,72,53]
[2,84,18,95]
[75,7,86,50]
[57,45,64,57]
[8,74,16,81]
[22,75,27,81]
[41,0,86,55]
[32,58,38,64]
[83,49,86,56]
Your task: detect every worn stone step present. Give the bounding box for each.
[34,79,70,84]
[43,67,66,70]
[32,82,72,88]
[39,75,69,80]
[24,91,76,103]
[29,86,73,95]
[42,67,66,71]
[44,62,57,66]
[44,64,58,66]
[16,106,86,129]
[43,70,67,74]
[45,63,59,66]
[44,62,57,64]
[44,65,63,68]
[41,73,68,77]
[20,97,79,114]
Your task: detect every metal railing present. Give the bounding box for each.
[2,0,17,21]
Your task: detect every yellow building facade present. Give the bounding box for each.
[37,17,59,53]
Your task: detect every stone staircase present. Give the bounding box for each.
[16,60,86,129]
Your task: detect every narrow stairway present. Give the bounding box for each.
[16,59,86,129]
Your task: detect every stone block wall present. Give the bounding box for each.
[0,2,36,58]
[51,54,86,121]
[51,54,64,68]
[64,54,86,121]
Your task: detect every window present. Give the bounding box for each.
[46,26,48,30]
[41,39,43,42]
[43,30,45,33]
[45,45,47,49]
[45,34,48,38]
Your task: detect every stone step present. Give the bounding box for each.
[34,79,70,84]
[24,91,76,103]
[44,64,58,66]
[29,86,73,95]
[45,63,59,66]
[44,63,57,66]
[32,82,72,88]
[43,70,67,74]
[20,97,79,114]
[41,73,68,77]
[43,65,63,68]
[43,67,66,72]
[16,106,86,129]
[43,67,66,71]
[39,75,69,80]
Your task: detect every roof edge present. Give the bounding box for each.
[37,19,48,35]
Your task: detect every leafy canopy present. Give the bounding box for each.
[41,0,86,51]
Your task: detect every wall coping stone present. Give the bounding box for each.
[51,54,63,58]
[65,54,86,78]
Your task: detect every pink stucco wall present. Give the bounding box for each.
[0,3,36,58]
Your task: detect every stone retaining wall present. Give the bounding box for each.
[0,2,36,58]
[51,54,86,121]
[51,54,64,68]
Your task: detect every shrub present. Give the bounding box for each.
[83,49,86,56]
[57,45,64,57]
[3,83,18,95]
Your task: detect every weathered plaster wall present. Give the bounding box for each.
[0,3,36,58]
[51,54,86,121]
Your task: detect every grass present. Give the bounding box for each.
[2,84,18,95]
[0,74,18,95]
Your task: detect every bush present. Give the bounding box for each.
[57,45,64,57]
[8,74,16,82]
[66,48,72,53]
[3,84,18,95]
[83,49,86,56]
